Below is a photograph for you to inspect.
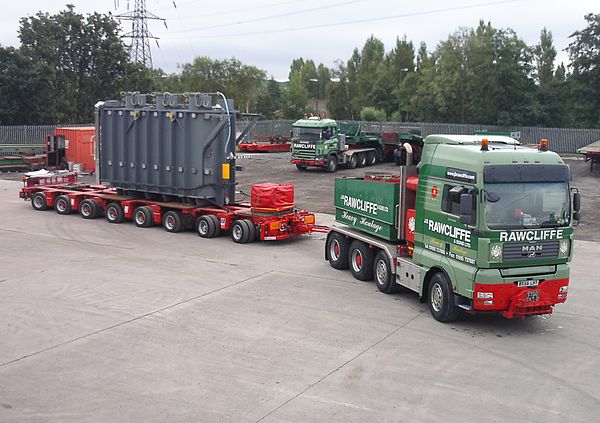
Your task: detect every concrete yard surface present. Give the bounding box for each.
[0,178,599,422]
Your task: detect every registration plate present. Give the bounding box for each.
[526,291,540,302]
[517,279,539,288]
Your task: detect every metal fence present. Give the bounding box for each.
[236,120,600,154]
[2,121,599,155]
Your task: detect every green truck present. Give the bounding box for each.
[290,116,422,172]
[326,135,580,322]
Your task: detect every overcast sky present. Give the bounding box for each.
[1,0,597,79]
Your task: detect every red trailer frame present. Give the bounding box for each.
[238,135,291,152]
[20,173,328,243]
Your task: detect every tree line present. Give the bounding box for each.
[0,6,598,128]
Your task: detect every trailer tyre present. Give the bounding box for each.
[326,156,338,173]
[327,232,350,270]
[79,199,99,219]
[134,206,154,228]
[232,219,252,244]
[55,195,72,215]
[367,151,377,166]
[346,154,357,169]
[428,272,460,322]
[105,203,124,224]
[374,250,398,293]
[357,153,367,168]
[163,210,183,233]
[197,215,221,238]
[349,240,374,281]
[31,192,48,211]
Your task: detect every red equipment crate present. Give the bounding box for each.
[251,183,294,212]
[55,127,96,172]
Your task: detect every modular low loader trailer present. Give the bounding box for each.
[290,117,422,172]
[326,136,581,322]
[20,172,326,243]
[18,92,327,243]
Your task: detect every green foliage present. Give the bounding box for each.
[178,57,266,113]
[18,5,131,123]
[360,107,387,122]
[281,71,309,119]
[327,61,352,120]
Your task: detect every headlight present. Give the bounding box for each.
[489,243,502,261]
[559,240,570,257]
[559,285,568,293]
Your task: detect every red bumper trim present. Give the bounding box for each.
[291,159,325,166]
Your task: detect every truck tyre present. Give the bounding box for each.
[54,195,72,215]
[79,199,100,219]
[296,164,308,171]
[357,153,367,167]
[242,219,257,242]
[197,215,220,238]
[376,146,385,162]
[326,156,338,173]
[163,210,183,233]
[349,240,374,281]
[231,219,251,244]
[31,192,48,211]
[105,203,125,224]
[367,151,377,166]
[428,272,460,322]
[346,154,357,169]
[134,206,154,228]
[327,232,350,270]
[374,250,398,293]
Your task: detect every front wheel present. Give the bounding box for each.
[428,272,460,322]
[31,192,48,211]
[326,156,338,173]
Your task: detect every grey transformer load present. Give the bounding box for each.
[95,92,236,206]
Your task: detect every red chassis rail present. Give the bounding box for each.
[20,173,328,243]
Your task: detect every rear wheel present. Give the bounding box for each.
[197,215,221,238]
[31,192,48,211]
[79,199,99,219]
[346,154,357,169]
[134,206,154,228]
[105,203,124,223]
[231,219,254,244]
[296,164,308,171]
[54,195,72,215]
[326,156,338,173]
[374,250,398,293]
[357,153,367,167]
[162,210,183,233]
[428,272,460,322]
[367,151,377,166]
[349,240,374,281]
[327,232,350,269]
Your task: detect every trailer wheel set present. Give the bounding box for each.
[20,174,327,244]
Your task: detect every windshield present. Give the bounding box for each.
[293,127,320,142]
[484,182,570,229]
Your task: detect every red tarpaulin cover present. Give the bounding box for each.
[251,183,294,212]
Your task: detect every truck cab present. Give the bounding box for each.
[291,117,340,172]
[326,134,580,322]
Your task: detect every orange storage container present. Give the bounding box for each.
[55,127,96,172]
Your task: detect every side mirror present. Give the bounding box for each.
[460,193,474,225]
[573,192,581,212]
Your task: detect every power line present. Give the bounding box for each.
[153,0,302,16]
[169,0,367,33]
[166,0,526,40]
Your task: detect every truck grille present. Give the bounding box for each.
[293,150,316,160]
[503,241,559,261]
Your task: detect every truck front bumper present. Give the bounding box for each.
[472,277,569,319]
[291,158,325,167]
